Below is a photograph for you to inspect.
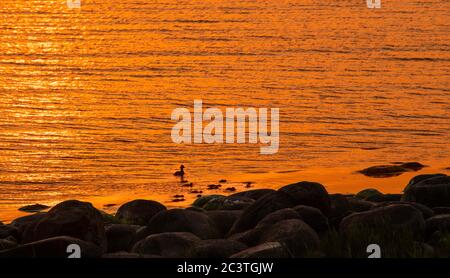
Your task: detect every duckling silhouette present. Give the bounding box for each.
[174,165,185,177]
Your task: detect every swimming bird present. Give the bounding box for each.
[174,165,185,177]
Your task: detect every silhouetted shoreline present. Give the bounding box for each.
[1,173,450,258]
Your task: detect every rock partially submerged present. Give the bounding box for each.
[358,162,426,178]
[18,204,50,213]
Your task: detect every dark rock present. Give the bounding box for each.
[228,191,295,235]
[0,236,102,258]
[11,213,46,237]
[372,201,434,219]
[425,214,450,237]
[402,174,450,207]
[106,224,141,253]
[340,204,425,241]
[347,197,375,212]
[433,207,450,215]
[293,205,329,233]
[358,165,407,178]
[203,196,254,211]
[0,238,17,251]
[401,162,426,171]
[256,219,320,257]
[144,209,220,239]
[225,187,236,192]
[0,225,20,240]
[206,210,242,236]
[192,195,225,208]
[18,204,50,213]
[278,181,331,215]
[230,242,291,258]
[256,208,301,228]
[329,194,352,228]
[229,189,275,201]
[132,232,200,258]
[189,239,247,258]
[115,199,166,225]
[355,189,385,202]
[21,200,106,251]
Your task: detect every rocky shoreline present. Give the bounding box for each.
[1,173,450,258]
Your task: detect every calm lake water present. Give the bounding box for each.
[0,0,449,221]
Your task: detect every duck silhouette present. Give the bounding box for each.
[173,165,185,177]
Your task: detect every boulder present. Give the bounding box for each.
[132,232,200,258]
[372,201,434,219]
[355,189,385,202]
[192,195,225,208]
[203,196,254,211]
[0,236,102,258]
[21,200,106,251]
[329,194,352,228]
[402,174,450,207]
[10,213,46,240]
[105,224,141,253]
[230,242,291,258]
[189,239,247,258]
[228,189,275,201]
[293,205,329,233]
[144,209,220,239]
[0,225,20,240]
[256,208,301,228]
[347,197,375,212]
[228,191,295,235]
[425,214,450,237]
[115,199,166,225]
[206,210,242,237]
[278,181,331,215]
[0,238,17,251]
[340,204,425,242]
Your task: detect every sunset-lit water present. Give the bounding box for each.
[0,0,449,221]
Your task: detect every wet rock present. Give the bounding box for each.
[189,239,247,258]
[228,191,295,235]
[106,224,141,253]
[225,187,236,192]
[143,209,221,239]
[18,204,50,213]
[206,210,242,237]
[425,214,450,237]
[402,174,450,207]
[358,162,425,178]
[230,242,291,258]
[115,199,166,225]
[293,205,329,233]
[21,200,106,251]
[278,181,331,216]
[132,232,200,258]
[0,236,102,258]
[229,189,275,201]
